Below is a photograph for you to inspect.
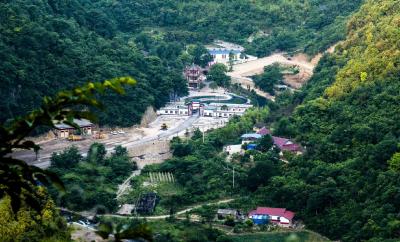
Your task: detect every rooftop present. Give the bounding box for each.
[272,136,301,152]
[257,127,272,136]
[249,207,295,220]
[54,119,93,130]
[241,133,262,139]
[208,49,241,55]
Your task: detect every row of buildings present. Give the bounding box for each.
[53,119,94,138]
[218,206,296,227]
[240,127,302,154]
[157,100,253,118]
[224,126,302,157]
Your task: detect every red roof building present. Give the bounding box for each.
[256,127,272,136]
[248,207,295,227]
[272,136,301,152]
[184,64,206,89]
[255,126,302,153]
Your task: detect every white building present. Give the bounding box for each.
[157,102,189,116]
[157,101,252,118]
[208,48,243,64]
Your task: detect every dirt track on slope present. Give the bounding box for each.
[229,45,337,99]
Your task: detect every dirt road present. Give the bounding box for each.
[228,52,319,99]
[103,198,236,220]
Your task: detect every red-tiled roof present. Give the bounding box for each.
[272,136,301,152]
[257,127,271,135]
[249,207,295,220]
[272,136,289,148]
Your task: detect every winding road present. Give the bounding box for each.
[13,115,200,169]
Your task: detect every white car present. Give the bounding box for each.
[117,130,125,134]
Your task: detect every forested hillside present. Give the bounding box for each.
[260,0,400,241]
[0,1,189,126]
[143,0,400,240]
[0,0,362,126]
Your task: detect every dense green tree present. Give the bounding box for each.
[256,134,274,152]
[50,146,82,170]
[207,64,231,88]
[253,64,283,94]
[188,44,213,67]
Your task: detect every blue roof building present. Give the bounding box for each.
[241,133,262,139]
[247,143,258,150]
[251,214,269,225]
[241,133,262,144]
[208,49,241,55]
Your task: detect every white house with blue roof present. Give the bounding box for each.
[208,48,243,64]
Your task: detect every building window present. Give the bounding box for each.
[222,54,226,59]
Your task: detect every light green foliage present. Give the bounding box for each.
[388,152,400,172]
[325,0,400,98]
[0,191,70,242]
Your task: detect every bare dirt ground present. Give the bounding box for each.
[11,86,235,169]
[11,115,189,169]
[70,224,105,242]
[229,44,338,99]
[228,52,315,100]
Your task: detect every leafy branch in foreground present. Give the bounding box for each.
[96,221,153,242]
[0,77,136,213]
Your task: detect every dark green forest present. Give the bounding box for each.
[0,0,362,127]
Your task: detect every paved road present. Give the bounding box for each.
[103,198,235,220]
[14,115,200,169]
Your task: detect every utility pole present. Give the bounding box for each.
[232,166,235,189]
[202,127,205,143]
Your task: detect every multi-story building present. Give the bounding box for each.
[184,64,206,89]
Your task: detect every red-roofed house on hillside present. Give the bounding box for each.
[256,127,272,136]
[272,136,302,154]
[248,207,295,227]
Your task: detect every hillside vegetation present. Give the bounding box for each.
[133,0,400,241]
[0,0,362,126]
[261,0,400,241]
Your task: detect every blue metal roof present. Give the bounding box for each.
[241,133,262,139]
[247,144,258,150]
[209,49,241,55]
